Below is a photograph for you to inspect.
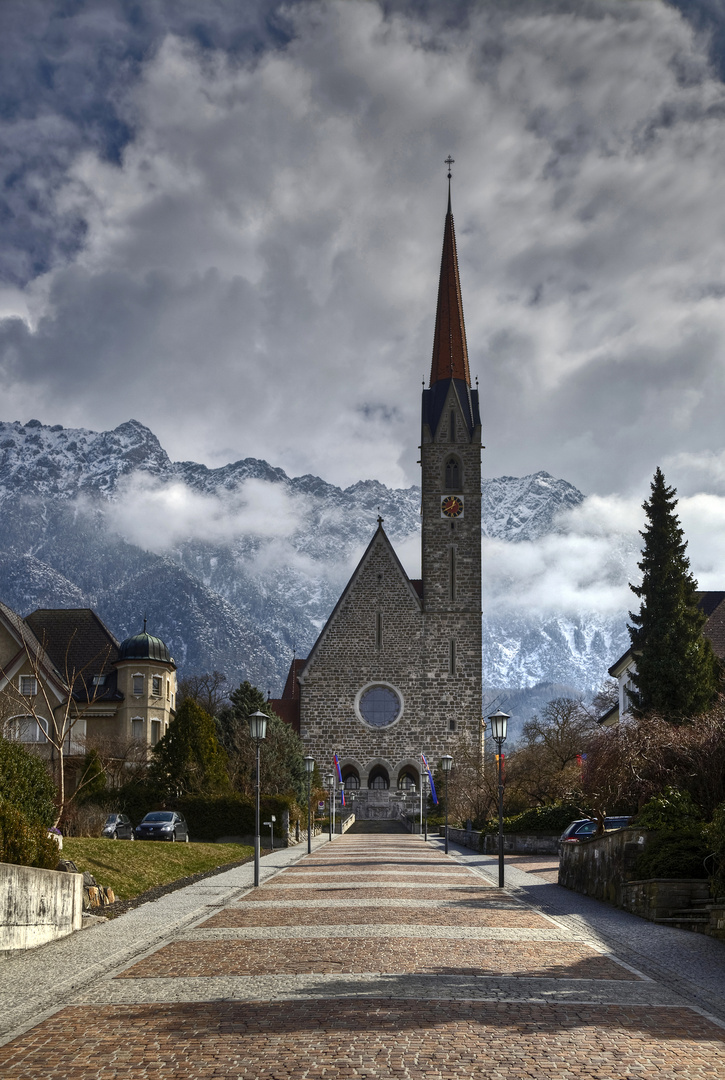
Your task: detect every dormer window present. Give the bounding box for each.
[445,456,461,490]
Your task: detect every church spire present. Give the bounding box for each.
[430,162,471,387]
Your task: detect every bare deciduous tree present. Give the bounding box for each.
[1,630,113,825]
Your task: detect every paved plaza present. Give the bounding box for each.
[1,834,725,1077]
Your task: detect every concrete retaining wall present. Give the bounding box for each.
[0,862,83,951]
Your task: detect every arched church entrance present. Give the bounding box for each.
[368,765,390,790]
[342,766,360,790]
[397,767,419,791]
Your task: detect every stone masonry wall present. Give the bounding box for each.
[421,380,482,744]
[300,531,429,785]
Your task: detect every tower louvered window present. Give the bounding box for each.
[445,456,461,489]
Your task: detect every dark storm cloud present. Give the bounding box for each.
[4,0,725,509]
[0,0,285,283]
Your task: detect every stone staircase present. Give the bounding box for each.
[654,894,725,934]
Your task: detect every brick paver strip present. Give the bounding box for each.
[201,904,553,928]
[244,885,496,900]
[1,1000,723,1079]
[117,938,635,979]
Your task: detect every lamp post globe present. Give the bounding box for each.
[247,711,268,888]
[487,710,511,888]
[304,755,315,854]
[441,755,453,854]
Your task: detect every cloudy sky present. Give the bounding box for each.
[4,0,725,514]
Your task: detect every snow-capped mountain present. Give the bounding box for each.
[0,418,629,694]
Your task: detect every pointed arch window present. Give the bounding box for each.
[445,456,461,490]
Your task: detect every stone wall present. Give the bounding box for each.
[620,878,710,921]
[439,827,560,855]
[0,862,82,951]
[558,827,648,904]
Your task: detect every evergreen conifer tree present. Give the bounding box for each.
[628,468,720,721]
[217,680,306,801]
[150,698,229,796]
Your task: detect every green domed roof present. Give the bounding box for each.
[118,630,173,664]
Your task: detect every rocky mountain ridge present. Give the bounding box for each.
[0,418,629,695]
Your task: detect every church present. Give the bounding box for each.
[271,183,483,816]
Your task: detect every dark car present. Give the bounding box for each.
[101,813,134,840]
[134,811,189,842]
[559,816,633,843]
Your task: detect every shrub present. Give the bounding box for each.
[482,802,581,835]
[0,737,56,826]
[635,827,710,880]
[0,798,59,868]
[62,802,109,838]
[635,786,702,832]
[705,802,725,896]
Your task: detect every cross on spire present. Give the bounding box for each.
[445,155,454,179]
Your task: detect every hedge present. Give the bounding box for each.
[112,784,300,841]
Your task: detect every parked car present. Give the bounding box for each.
[559,816,633,843]
[101,813,135,840]
[134,811,189,842]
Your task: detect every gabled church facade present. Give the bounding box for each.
[272,187,483,808]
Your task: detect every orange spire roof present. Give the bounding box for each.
[429,189,471,386]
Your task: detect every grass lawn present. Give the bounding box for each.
[62,837,254,900]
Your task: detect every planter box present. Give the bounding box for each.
[0,862,83,951]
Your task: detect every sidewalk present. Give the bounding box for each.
[0,832,330,1041]
[1,833,724,1077]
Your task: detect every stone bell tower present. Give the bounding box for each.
[420,178,483,739]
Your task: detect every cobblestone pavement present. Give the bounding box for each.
[1,834,724,1078]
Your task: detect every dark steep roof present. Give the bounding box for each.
[25,608,119,677]
[118,631,173,664]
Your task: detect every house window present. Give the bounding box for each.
[444,456,461,490]
[151,719,161,744]
[131,718,144,741]
[449,639,457,675]
[92,675,106,687]
[19,676,37,697]
[10,715,47,743]
[166,681,170,700]
[133,675,144,696]
[152,676,162,697]
[449,718,457,732]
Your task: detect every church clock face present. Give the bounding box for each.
[441,495,464,519]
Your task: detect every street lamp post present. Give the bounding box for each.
[304,755,315,854]
[488,710,510,888]
[327,773,334,842]
[423,773,429,842]
[247,711,268,887]
[441,755,453,854]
